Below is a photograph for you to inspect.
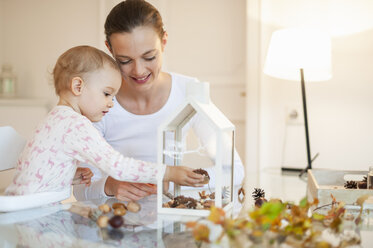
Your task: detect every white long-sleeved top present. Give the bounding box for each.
[73,72,245,200]
[5,106,164,195]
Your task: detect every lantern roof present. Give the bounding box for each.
[159,82,234,132]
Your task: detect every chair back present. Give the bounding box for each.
[0,126,26,171]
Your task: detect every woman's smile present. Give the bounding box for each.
[130,73,151,84]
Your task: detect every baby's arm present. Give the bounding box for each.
[66,119,203,185]
[73,167,93,186]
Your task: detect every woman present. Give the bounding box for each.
[74,0,244,201]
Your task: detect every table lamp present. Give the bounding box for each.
[263,28,332,175]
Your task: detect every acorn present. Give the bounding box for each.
[96,215,109,228]
[344,180,358,189]
[112,202,127,210]
[252,188,267,208]
[113,207,126,216]
[98,203,111,214]
[193,168,210,184]
[127,201,141,213]
[109,215,124,229]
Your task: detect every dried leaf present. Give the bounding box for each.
[192,224,210,243]
[207,206,225,224]
[188,190,360,247]
[356,194,370,206]
[185,221,198,228]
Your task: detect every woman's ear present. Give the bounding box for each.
[71,77,84,96]
[161,31,168,51]
[105,40,113,54]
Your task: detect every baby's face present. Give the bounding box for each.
[78,65,121,122]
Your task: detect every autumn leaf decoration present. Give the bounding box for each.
[186,191,363,247]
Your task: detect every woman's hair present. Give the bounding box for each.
[105,0,165,47]
[53,45,119,95]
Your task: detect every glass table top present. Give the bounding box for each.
[2,172,373,247]
[0,187,244,248]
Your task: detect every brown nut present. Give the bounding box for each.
[112,202,127,210]
[162,203,170,208]
[98,204,111,214]
[193,168,210,184]
[202,176,210,185]
[109,215,124,228]
[113,207,126,216]
[127,201,141,213]
[96,215,109,228]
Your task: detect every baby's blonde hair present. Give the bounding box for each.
[53,45,120,95]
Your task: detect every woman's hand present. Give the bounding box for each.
[104,177,157,201]
[164,166,204,187]
[73,167,94,186]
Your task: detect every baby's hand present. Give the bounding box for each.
[164,166,204,187]
[73,167,93,186]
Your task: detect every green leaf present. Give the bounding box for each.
[299,197,308,208]
[312,213,325,221]
[259,202,284,220]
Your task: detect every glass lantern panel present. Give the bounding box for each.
[162,114,226,210]
[181,128,214,169]
[163,129,177,166]
[218,129,234,206]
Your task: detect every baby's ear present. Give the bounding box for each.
[71,77,84,96]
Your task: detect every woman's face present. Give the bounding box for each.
[107,26,166,91]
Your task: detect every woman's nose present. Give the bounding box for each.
[108,100,114,108]
[133,60,145,76]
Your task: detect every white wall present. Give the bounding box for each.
[0,0,102,101]
[247,0,373,172]
[159,0,247,163]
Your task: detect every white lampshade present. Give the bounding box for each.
[264,28,332,82]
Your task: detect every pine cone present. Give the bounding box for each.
[344,180,358,189]
[255,198,267,208]
[252,188,265,200]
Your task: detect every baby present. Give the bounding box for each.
[6,45,203,196]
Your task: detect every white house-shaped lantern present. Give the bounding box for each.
[157,82,235,216]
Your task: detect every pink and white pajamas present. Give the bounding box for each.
[6,106,163,195]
